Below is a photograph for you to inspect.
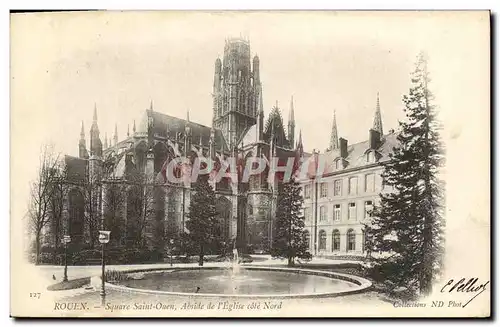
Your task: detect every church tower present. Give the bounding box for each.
[212,37,261,149]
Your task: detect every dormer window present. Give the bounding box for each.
[335,159,342,170]
[367,151,375,163]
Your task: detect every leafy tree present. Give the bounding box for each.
[365,52,445,297]
[185,175,219,266]
[271,180,311,266]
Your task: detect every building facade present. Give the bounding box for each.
[300,95,398,256]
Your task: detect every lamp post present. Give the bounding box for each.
[98,230,111,302]
[169,238,174,267]
[62,235,71,282]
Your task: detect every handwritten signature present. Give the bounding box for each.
[441,278,490,308]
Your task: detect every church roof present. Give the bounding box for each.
[138,110,229,152]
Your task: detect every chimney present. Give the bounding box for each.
[369,129,381,149]
[339,138,348,158]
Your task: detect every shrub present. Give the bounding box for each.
[105,270,129,282]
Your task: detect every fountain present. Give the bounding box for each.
[231,244,241,276]
[106,242,372,298]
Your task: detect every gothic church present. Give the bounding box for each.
[54,37,301,255]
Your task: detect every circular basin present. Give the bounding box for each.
[106,266,372,298]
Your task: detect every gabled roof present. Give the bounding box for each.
[263,107,292,149]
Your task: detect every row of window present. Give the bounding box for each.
[303,201,373,222]
[304,229,360,252]
[304,174,377,199]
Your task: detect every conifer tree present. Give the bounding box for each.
[271,180,311,266]
[365,52,445,296]
[185,175,219,266]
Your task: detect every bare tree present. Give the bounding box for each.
[102,179,128,246]
[48,166,68,261]
[82,176,100,248]
[28,144,62,264]
[126,172,157,248]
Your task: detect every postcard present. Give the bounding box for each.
[10,10,490,318]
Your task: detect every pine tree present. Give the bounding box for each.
[185,175,219,266]
[271,180,311,266]
[365,52,445,297]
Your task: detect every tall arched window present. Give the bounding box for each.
[347,229,356,251]
[216,197,232,241]
[318,230,327,251]
[332,230,340,251]
[68,189,84,245]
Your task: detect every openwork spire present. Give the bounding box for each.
[330,110,339,150]
[373,92,384,135]
[80,121,85,140]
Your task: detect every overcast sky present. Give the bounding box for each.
[11,11,489,225]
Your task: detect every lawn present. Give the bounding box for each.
[47,277,91,291]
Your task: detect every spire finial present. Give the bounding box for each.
[93,103,97,122]
[330,110,339,150]
[373,92,384,135]
[127,124,130,137]
[149,100,153,111]
[133,120,136,133]
[259,90,264,114]
[114,123,118,145]
[275,100,278,108]
[289,96,295,122]
[187,109,190,122]
[80,121,85,139]
[297,129,303,149]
